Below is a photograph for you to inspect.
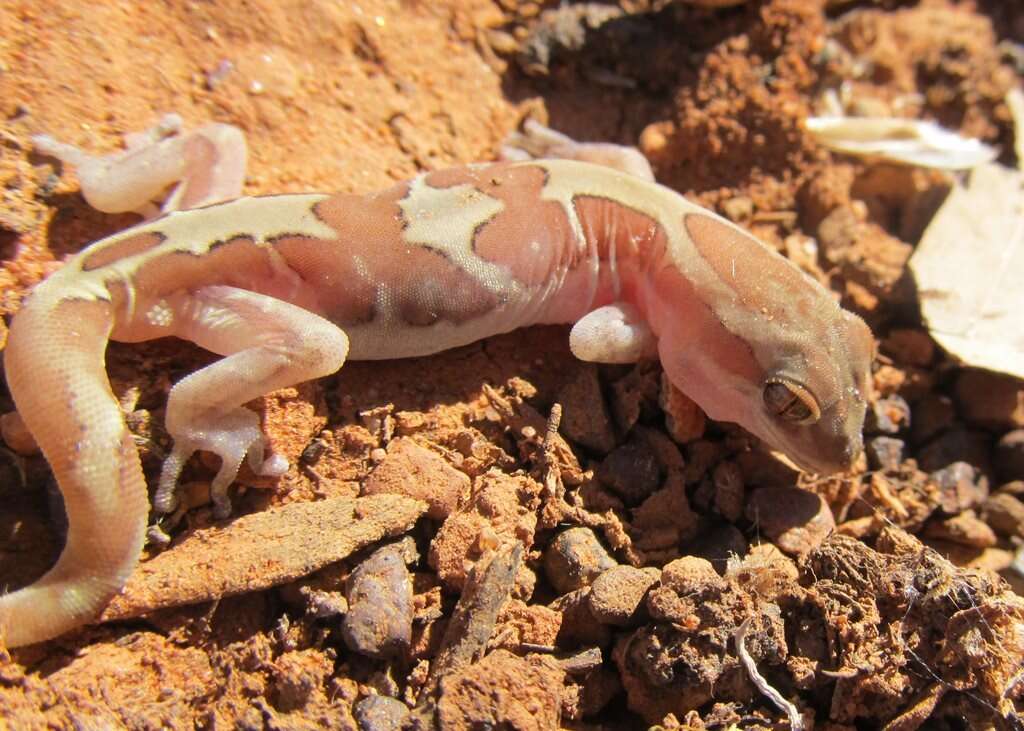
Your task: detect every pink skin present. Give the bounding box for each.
[1,130,873,647]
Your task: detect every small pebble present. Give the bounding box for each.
[682,521,748,574]
[923,510,997,548]
[911,394,955,445]
[660,374,706,444]
[596,440,662,506]
[587,565,660,626]
[354,695,409,731]
[995,430,1024,482]
[865,395,911,434]
[543,527,618,594]
[684,439,726,484]
[917,428,992,473]
[866,436,905,471]
[983,492,1024,539]
[746,487,835,557]
[342,543,414,659]
[954,370,1024,430]
[930,461,989,514]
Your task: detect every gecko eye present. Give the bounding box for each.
[763,380,821,425]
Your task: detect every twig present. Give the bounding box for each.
[408,542,523,728]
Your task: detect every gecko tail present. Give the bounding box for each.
[1,292,148,647]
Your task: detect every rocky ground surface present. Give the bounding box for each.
[1,0,1024,728]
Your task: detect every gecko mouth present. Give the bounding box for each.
[791,435,862,475]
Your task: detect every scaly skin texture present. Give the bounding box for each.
[1,157,873,647]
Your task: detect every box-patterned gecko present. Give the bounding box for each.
[1,119,873,647]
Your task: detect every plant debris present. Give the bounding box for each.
[805,116,998,170]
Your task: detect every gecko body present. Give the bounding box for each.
[2,141,873,647]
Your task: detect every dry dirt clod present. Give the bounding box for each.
[543,526,618,595]
[631,472,700,552]
[411,543,523,726]
[429,470,541,592]
[435,649,564,731]
[587,565,660,627]
[342,542,415,660]
[556,363,617,454]
[609,362,661,433]
[616,555,789,723]
[683,439,727,485]
[514,3,624,76]
[362,437,470,520]
[816,204,914,302]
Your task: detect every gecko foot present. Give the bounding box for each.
[155,407,287,519]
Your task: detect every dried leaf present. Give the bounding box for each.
[806,116,997,170]
[909,162,1024,378]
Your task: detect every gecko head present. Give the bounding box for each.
[660,307,875,475]
[748,310,875,474]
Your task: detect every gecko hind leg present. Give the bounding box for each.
[33,114,247,217]
[152,285,348,518]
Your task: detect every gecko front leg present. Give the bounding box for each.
[569,303,659,364]
[133,286,349,518]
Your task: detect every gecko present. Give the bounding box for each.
[0,118,874,647]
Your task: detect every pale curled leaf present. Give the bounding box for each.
[909,162,1024,378]
[1005,87,1024,168]
[806,116,998,170]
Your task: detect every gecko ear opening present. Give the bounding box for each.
[763,379,821,425]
